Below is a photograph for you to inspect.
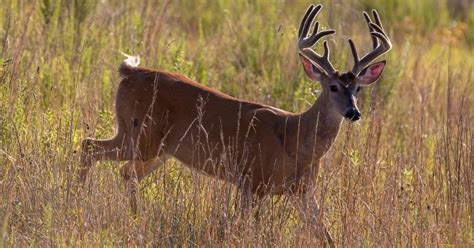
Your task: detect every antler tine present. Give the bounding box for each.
[363,12,378,49]
[298,4,317,39]
[298,4,337,75]
[372,9,384,30]
[350,10,392,75]
[348,38,358,67]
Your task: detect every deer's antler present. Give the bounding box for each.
[349,10,392,76]
[298,4,337,76]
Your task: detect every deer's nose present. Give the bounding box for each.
[344,108,361,121]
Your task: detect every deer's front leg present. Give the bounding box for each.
[298,184,334,247]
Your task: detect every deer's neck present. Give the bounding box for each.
[291,91,343,162]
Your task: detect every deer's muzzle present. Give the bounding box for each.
[344,107,361,121]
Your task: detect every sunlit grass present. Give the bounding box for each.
[0,0,472,246]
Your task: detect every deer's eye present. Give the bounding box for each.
[356,87,361,93]
[329,85,338,92]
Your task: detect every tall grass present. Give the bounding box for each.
[0,0,472,246]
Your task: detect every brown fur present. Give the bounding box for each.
[80,63,344,248]
[80,63,343,198]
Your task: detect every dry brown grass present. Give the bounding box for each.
[0,0,472,246]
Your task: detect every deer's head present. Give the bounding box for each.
[298,4,392,122]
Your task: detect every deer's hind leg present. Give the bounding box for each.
[120,155,168,215]
[117,111,171,214]
[79,117,135,182]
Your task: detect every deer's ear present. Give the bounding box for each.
[299,54,326,81]
[357,61,386,86]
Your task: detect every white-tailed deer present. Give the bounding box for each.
[80,4,391,246]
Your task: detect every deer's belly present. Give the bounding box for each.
[250,157,311,196]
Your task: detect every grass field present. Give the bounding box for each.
[0,0,472,246]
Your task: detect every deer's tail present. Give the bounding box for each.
[118,53,141,77]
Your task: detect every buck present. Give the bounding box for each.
[80,4,391,246]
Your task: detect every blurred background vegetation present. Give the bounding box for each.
[0,0,472,246]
